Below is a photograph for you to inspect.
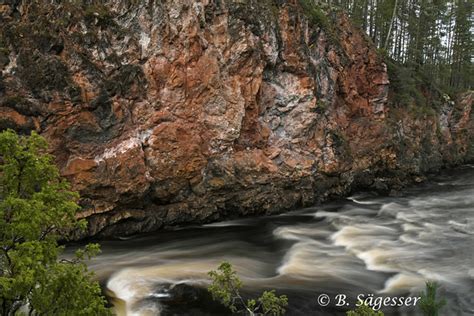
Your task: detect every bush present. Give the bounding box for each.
[385,58,426,107]
[208,261,288,315]
[299,0,331,31]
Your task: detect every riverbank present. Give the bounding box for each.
[2,1,472,239]
[83,165,474,315]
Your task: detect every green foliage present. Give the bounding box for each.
[314,99,328,113]
[208,261,243,313]
[347,303,384,316]
[385,55,449,116]
[0,129,110,315]
[385,58,426,107]
[298,0,331,32]
[314,0,472,95]
[419,281,446,316]
[258,290,288,316]
[409,103,437,119]
[208,261,288,315]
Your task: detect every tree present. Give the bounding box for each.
[419,281,446,316]
[0,129,110,315]
[208,261,288,316]
[302,0,473,95]
[450,0,473,90]
[384,0,398,50]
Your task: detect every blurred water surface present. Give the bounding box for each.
[85,166,474,315]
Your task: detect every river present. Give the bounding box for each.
[85,165,474,315]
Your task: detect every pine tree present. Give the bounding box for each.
[306,0,472,95]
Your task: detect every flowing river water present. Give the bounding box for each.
[84,165,474,315]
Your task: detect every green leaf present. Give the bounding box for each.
[0,129,110,315]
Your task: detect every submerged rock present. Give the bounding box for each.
[134,283,228,315]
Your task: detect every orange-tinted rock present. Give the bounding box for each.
[0,1,472,237]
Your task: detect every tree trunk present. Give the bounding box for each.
[384,0,398,50]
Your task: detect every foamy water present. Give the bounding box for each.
[84,166,474,315]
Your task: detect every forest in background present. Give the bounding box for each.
[305,0,472,104]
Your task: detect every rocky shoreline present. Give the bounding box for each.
[1,1,472,238]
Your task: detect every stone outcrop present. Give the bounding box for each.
[0,0,472,237]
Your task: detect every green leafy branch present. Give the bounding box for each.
[208,261,288,316]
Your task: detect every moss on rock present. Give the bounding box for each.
[2,96,41,116]
[16,51,72,97]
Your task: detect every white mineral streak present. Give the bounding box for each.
[139,31,150,53]
[3,52,16,75]
[94,128,153,163]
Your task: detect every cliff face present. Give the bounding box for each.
[1,1,472,237]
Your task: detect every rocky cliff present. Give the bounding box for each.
[1,0,472,238]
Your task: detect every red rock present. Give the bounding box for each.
[0,1,472,237]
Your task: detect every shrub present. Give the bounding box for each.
[208,261,288,315]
